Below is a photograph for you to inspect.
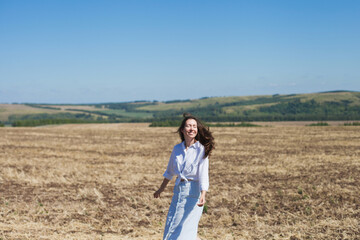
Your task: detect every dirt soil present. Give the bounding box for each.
[0,123,359,239]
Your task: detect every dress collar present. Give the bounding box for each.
[182,140,199,151]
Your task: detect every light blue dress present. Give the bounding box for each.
[163,180,204,240]
[162,141,209,240]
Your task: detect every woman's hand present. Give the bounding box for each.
[154,188,164,198]
[154,178,170,198]
[197,191,206,206]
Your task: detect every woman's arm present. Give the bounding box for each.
[154,178,170,198]
[198,156,209,192]
[198,152,209,207]
[163,148,176,180]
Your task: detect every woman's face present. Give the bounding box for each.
[182,118,198,140]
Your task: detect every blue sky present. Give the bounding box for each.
[1,0,359,103]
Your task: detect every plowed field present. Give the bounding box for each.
[1,123,359,239]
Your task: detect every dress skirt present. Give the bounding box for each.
[163,180,204,240]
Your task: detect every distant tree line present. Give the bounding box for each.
[207,122,261,127]
[95,101,157,112]
[149,121,261,127]
[8,112,119,127]
[9,112,93,121]
[11,118,112,127]
[7,112,149,127]
[64,108,125,120]
[25,104,62,110]
[149,98,360,122]
[149,120,181,127]
[344,122,360,126]
[164,99,191,104]
[306,122,329,126]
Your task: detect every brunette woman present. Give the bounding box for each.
[154,113,215,240]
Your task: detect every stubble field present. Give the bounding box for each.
[0,123,359,240]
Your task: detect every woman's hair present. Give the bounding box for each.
[177,113,215,158]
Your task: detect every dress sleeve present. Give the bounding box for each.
[198,155,209,191]
[163,148,176,180]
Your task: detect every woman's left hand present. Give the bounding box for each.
[197,193,206,207]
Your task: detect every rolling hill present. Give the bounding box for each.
[1,91,360,126]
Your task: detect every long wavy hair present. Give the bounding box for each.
[177,113,215,158]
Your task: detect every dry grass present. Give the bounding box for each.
[0,123,359,239]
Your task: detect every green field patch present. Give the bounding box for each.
[222,102,278,114]
[306,122,329,126]
[301,91,360,105]
[96,109,153,118]
[344,122,360,126]
[207,122,261,127]
[137,101,194,111]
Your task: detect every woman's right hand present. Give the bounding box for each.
[154,178,170,198]
[154,188,163,198]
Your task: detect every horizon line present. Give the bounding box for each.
[1,90,357,105]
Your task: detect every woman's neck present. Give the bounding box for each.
[184,138,196,149]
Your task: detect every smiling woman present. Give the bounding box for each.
[154,113,215,240]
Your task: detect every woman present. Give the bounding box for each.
[154,113,215,240]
